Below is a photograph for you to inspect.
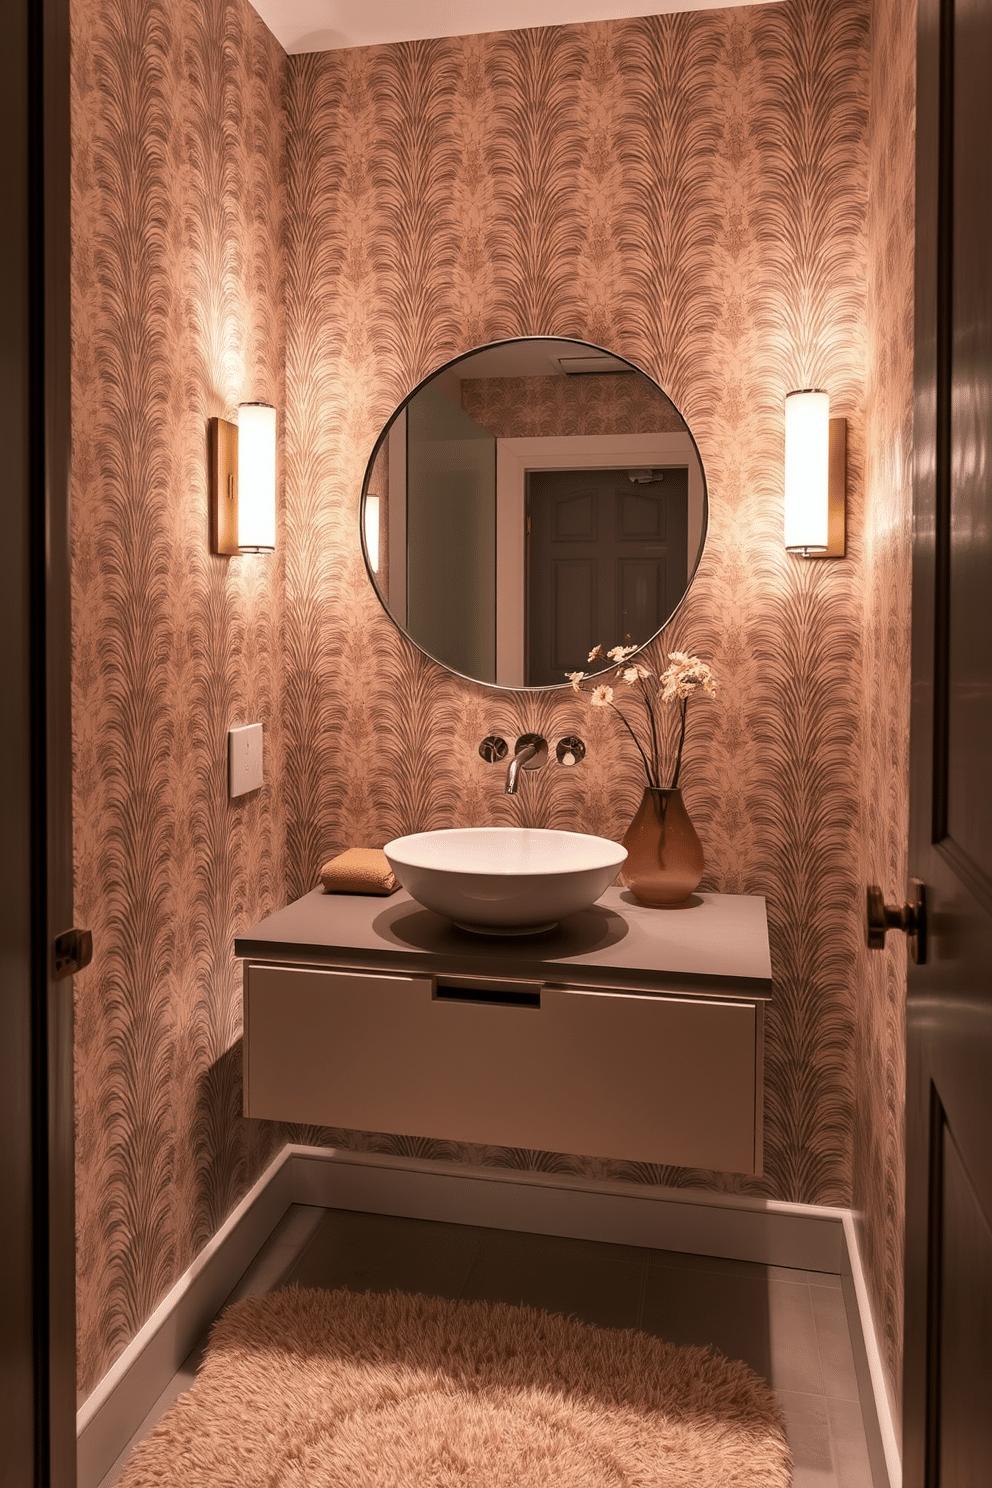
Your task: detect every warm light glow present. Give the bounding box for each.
[364,494,381,573]
[784,390,830,553]
[237,402,276,551]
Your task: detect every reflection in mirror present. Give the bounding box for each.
[362,338,707,689]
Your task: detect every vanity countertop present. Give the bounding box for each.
[236,886,772,999]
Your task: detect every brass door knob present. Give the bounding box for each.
[866,880,927,964]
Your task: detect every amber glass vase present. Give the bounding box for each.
[619,787,704,907]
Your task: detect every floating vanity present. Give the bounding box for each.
[236,887,771,1176]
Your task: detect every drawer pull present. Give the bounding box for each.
[435,982,541,1009]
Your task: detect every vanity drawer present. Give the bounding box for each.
[244,964,763,1174]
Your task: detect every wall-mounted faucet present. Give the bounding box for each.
[504,733,548,794]
[478,733,584,788]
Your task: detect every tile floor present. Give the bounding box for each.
[99,1204,876,1488]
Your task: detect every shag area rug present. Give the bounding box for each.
[118,1286,793,1486]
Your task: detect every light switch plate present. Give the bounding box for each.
[229,723,264,798]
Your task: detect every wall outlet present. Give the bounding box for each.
[229,723,264,798]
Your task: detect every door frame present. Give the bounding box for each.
[905,0,943,1473]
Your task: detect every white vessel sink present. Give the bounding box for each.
[383,827,627,934]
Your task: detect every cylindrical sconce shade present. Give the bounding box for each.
[784,389,830,553]
[237,402,276,551]
[364,494,381,573]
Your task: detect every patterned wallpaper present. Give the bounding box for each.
[69,0,914,1421]
[283,0,871,1210]
[461,371,688,436]
[71,0,289,1397]
[856,0,916,1419]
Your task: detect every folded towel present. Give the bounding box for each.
[319,848,400,896]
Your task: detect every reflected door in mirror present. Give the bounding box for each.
[526,467,688,686]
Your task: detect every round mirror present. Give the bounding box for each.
[361,337,707,689]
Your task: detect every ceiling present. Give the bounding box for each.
[249,0,782,55]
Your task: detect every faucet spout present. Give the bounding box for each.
[505,733,548,794]
[505,742,537,794]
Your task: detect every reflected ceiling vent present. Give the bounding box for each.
[627,469,666,484]
[554,353,634,375]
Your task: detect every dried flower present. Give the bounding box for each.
[659,651,717,703]
[566,644,716,789]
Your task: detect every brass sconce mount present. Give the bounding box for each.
[813,416,847,559]
[210,416,239,556]
[209,403,276,555]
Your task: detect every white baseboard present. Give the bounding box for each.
[841,1213,902,1488]
[76,1147,295,1488]
[77,1144,900,1488]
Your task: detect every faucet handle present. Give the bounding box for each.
[555,736,586,767]
[479,735,508,764]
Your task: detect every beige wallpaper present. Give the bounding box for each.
[70,0,914,1419]
[71,0,289,1397]
[856,0,916,1418]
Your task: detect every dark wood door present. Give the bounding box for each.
[905,0,992,1481]
[0,0,75,1483]
[526,467,688,686]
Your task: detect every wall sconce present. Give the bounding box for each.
[784,389,846,557]
[210,402,277,554]
[363,493,381,573]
